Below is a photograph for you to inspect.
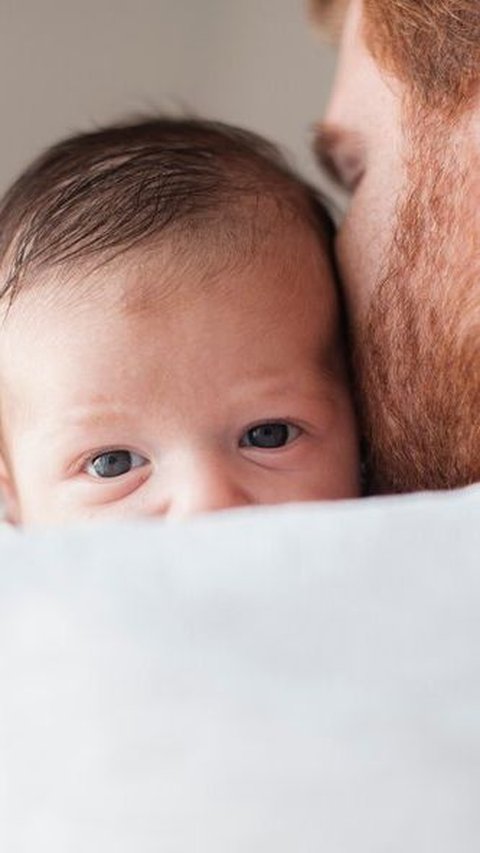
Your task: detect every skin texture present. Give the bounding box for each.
[314,0,480,491]
[0,222,359,524]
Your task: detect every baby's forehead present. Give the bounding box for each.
[67,210,333,314]
[0,218,342,450]
[0,205,335,340]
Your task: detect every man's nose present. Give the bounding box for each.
[164,454,253,519]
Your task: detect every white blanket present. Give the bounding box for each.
[1,487,479,852]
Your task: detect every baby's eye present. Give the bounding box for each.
[86,449,148,479]
[239,422,301,449]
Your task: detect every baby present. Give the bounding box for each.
[0,117,360,524]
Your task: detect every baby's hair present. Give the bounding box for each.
[0,115,333,306]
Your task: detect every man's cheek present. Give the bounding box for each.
[335,200,383,322]
[336,166,402,324]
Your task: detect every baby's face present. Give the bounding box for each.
[0,223,359,524]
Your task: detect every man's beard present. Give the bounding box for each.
[356,113,480,493]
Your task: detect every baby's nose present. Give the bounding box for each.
[165,454,252,519]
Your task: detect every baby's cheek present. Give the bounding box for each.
[324,400,361,499]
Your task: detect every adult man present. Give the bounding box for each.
[311,0,480,493]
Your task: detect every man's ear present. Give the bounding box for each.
[0,454,20,525]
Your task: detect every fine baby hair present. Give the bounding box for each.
[0,115,334,307]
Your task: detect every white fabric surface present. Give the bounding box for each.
[0,487,479,852]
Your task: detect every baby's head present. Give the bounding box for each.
[0,117,359,524]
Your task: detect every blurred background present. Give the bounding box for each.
[0,0,335,195]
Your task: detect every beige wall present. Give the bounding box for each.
[0,0,335,194]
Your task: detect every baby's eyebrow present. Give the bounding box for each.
[56,404,133,430]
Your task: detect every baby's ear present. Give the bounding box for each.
[0,454,20,525]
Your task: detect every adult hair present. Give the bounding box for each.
[0,116,332,306]
[364,0,480,114]
[312,0,480,114]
